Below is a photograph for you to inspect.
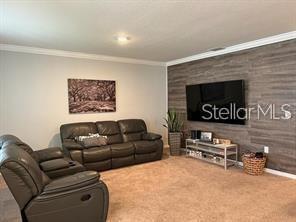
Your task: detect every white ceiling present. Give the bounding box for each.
[1,0,296,62]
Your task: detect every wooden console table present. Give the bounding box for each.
[185,139,238,170]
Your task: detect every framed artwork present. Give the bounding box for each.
[200,131,213,142]
[68,78,116,114]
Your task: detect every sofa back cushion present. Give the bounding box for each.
[118,119,147,142]
[60,122,98,141]
[96,121,123,144]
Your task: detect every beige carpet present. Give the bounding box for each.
[1,154,296,222]
[102,155,296,222]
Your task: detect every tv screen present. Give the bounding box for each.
[186,80,246,125]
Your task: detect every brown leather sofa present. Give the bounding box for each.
[0,142,109,222]
[0,134,85,179]
[60,119,163,171]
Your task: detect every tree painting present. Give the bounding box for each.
[68,79,116,113]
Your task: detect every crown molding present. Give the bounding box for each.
[1,31,295,67]
[167,31,296,66]
[0,44,166,67]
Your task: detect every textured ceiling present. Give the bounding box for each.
[1,0,296,61]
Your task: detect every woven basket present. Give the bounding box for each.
[168,132,181,156]
[242,155,267,175]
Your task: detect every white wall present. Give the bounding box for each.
[0,51,167,149]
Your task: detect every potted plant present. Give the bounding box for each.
[163,109,183,156]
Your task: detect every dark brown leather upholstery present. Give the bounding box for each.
[84,146,111,163]
[0,144,109,222]
[96,121,123,144]
[35,147,64,162]
[118,119,147,142]
[40,158,70,171]
[111,142,135,168]
[60,122,98,140]
[142,132,162,141]
[117,119,163,165]
[60,119,163,171]
[111,142,134,158]
[41,171,99,194]
[84,160,111,172]
[133,140,158,154]
[135,140,163,164]
[0,134,39,160]
[62,139,84,150]
[0,135,85,179]
[0,145,49,210]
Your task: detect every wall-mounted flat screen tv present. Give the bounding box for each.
[186,80,246,125]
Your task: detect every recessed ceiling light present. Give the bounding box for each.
[115,35,131,44]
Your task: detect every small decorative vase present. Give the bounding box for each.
[168,132,181,156]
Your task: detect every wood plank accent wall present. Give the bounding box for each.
[168,39,296,174]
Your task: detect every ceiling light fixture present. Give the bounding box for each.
[115,35,131,44]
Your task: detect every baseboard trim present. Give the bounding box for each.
[167,31,296,66]
[232,161,296,179]
[179,148,295,179]
[264,168,296,179]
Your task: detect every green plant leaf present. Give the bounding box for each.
[163,108,183,132]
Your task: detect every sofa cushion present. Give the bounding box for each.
[96,121,123,144]
[133,141,158,154]
[84,160,111,172]
[83,146,111,163]
[135,153,160,164]
[118,119,147,142]
[110,142,134,158]
[60,122,98,140]
[112,156,134,168]
[79,136,107,148]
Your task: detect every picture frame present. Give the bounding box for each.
[200,131,213,142]
[68,78,116,114]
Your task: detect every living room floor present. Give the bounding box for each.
[1,152,296,222]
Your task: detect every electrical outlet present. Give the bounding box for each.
[264,146,269,153]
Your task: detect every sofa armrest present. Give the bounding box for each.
[40,159,71,172]
[35,147,64,163]
[62,140,84,150]
[42,171,100,195]
[142,132,162,141]
[25,171,109,222]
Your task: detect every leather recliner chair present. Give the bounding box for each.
[0,144,109,222]
[0,134,85,179]
[60,119,163,171]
